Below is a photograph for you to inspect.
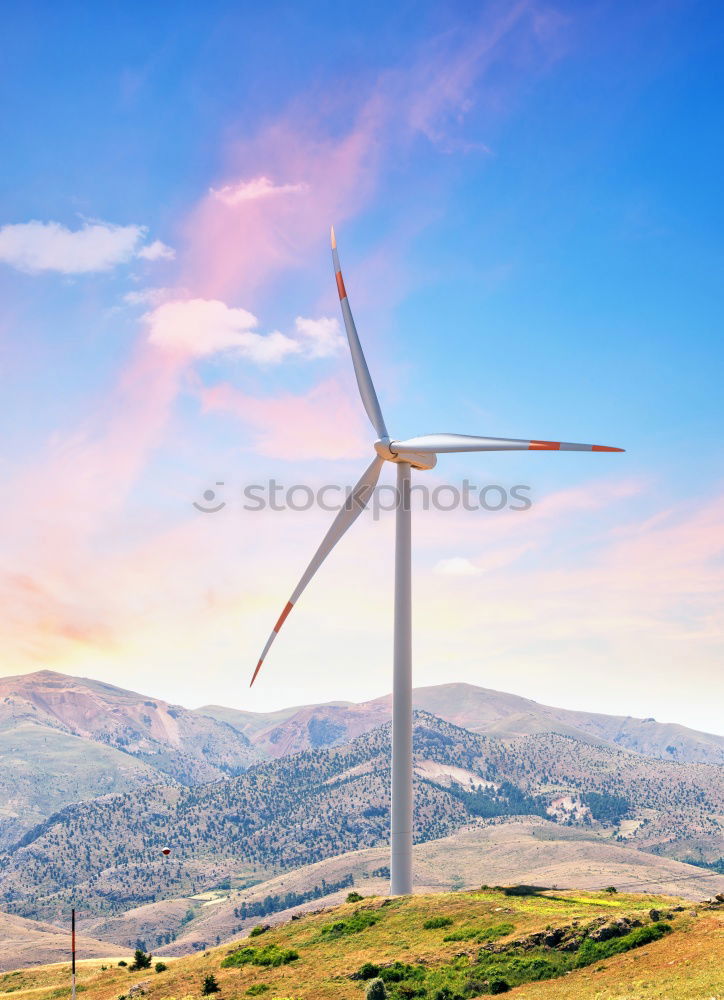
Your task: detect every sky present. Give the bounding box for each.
[1,0,723,734]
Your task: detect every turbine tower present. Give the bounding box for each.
[251,227,624,896]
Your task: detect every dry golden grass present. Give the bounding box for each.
[2,890,722,999]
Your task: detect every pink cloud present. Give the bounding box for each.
[199,376,370,460]
[0,4,573,676]
[180,3,566,302]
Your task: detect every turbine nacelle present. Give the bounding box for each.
[374,437,437,471]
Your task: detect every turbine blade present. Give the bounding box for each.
[391,433,624,454]
[250,454,385,686]
[331,226,388,439]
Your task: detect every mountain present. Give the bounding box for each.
[198,682,724,764]
[4,669,720,852]
[3,712,721,927]
[198,700,354,743]
[0,670,258,847]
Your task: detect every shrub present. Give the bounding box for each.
[129,949,152,971]
[221,945,299,969]
[423,916,453,930]
[397,987,425,1000]
[365,979,387,1000]
[154,962,168,973]
[245,986,269,996]
[574,922,671,968]
[378,963,423,984]
[489,981,510,995]
[249,925,269,938]
[320,909,380,937]
[118,962,127,968]
[346,891,364,903]
[351,963,380,981]
[202,973,220,995]
[605,886,618,894]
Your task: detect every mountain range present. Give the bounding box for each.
[2,669,722,850]
[2,709,722,926]
[198,681,724,764]
[0,668,722,963]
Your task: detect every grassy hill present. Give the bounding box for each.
[80,822,724,956]
[3,714,721,928]
[5,890,723,998]
[0,911,123,972]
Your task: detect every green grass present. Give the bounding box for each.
[319,908,381,938]
[220,944,299,968]
[573,921,672,967]
[443,922,515,943]
[423,917,453,930]
[345,919,675,997]
[1,890,715,1000]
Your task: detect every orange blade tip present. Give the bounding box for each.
[593,445,625,452]
[529,440,561,450]
[250,660,263,687]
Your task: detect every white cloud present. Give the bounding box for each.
[0,219,175,274]
[294,315,344,358]
[0,219,145,274]
[145,299,350,366]
[136,239,175,261]
[210,175,309,205]
[123,287,175,307]
[434,557,482,576]
[145,298,301,364]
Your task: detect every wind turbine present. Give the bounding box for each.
[250,227,624,896]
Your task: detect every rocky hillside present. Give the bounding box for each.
[2,713,721,927]
[199,682,724,764]
[0,671,258,846]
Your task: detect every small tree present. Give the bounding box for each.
[366,978,387,1000]
[155,962,168,973]
[202,973,221,995]
[130,949,152,971]
[490,980,510,995]
[346,891,364,903]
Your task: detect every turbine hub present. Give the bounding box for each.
[374,438,437,471]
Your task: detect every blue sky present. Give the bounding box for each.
[1,1,722,732]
